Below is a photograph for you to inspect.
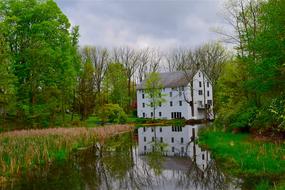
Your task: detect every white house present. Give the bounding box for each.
[136,70,213,120]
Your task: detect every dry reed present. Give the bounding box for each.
[0,125,132,181]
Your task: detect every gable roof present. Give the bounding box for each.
[137,71,194,90]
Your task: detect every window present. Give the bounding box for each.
[151,112,153,117]
[181,138,184,144]
[207,100,212,106]
[151,128,154,132]
[160,127,162,132]
[159,112,162,117]
[144,137,146,142]
[181,147,184,153]
[179,101,182,106]
[199,72,201,77]
[144,146,146,151]
[170,91,172,97]
[152,137,154,141]
[159,102,162,107]
[160,137,163,142]
[172,147,175,152]
[170,101,173,107]
[142,94,145,99]
[207,82,209,87]
[202,154,205,160]
[198,90,203,95]
[143,113,145,118]
[143,127,146,132]
[207,91,210,97]
[171,112,182,119]
[199,81,202,87]
[171,137,174,143]
[142,103,145,108]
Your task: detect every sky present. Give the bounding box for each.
[55,0,229,50]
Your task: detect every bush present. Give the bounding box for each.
[226,103,257,131]
[98,104,127,124]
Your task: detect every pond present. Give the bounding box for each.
[3,125,242,190]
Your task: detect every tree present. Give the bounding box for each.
[144,72,166,120]
[0,32,16,126]
[104,63,128,110]
[0,0,79,125]
[76,59,96,121]
[113,47,141,108]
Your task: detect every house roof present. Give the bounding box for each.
[136,70,195,90]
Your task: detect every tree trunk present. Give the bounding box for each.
[191,81,195,117]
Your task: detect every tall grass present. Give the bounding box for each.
[0,125,132,183]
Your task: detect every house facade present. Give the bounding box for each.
[136,70,213,120]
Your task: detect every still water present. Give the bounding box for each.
[5,125,241,190]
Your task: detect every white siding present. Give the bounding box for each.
[137,70,213,120]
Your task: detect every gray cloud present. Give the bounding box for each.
[55,0,228,50]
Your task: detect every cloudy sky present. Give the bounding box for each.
[55,0,228,50]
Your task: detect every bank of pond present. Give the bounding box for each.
[0,124,284,189]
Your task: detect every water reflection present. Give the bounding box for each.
[138,125,210,171]
[3,125,241,190]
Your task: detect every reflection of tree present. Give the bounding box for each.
[74,132,162,190]
[172,156,240,190]
[146,140,167,176]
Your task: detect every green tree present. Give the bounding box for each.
[144,72,166,120]
[0,0,79,125]
[104,63,128,110]
[0,32,16,126]
[76,57,96,121]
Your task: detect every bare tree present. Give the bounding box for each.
[195,43,229,119]
[80,46,109,109]
[113,47,141,107]
[215,0,261,57]
[166,48,199,117]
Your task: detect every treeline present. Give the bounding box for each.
[0,0,229,127]
[215,0,285,135]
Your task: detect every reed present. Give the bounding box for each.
[0,125,132,181]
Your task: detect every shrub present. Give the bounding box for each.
[98,104,127,124]
[228,103,257,130]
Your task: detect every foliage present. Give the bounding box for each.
[0,32,17,124]
[104,63,129,110]
[98,104,127,124]
[0,0,80,126]
[76,55,96,121]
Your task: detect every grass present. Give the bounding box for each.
[0,125,132,184]
[198,126,285,189]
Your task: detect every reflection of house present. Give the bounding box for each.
[136,70,213,120]
[138,125,210,171]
